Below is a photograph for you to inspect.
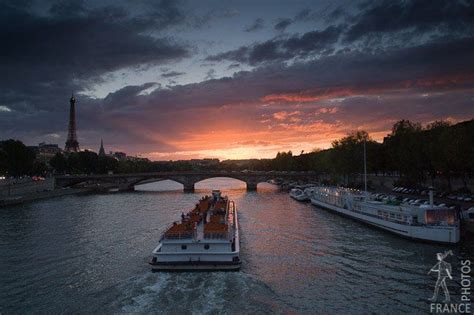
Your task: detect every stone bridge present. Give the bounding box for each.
[55,171,319,192]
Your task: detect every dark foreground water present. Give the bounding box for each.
[0,178,472,314]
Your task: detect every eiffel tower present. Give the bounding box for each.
[65,94,80,152]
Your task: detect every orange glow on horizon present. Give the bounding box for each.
[261,74,474,104]
[119,74,474,161]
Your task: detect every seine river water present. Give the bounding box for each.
[0,178,472,314]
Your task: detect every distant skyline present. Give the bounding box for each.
[0,0,473,160]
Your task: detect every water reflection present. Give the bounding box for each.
[0,178,471,314]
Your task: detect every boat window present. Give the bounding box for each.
[204,244,210,250]
[425,209,456,225]
[181,245,187,250]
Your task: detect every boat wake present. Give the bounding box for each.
[114,271,290,314]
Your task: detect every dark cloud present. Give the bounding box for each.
[295,8,311,21]
[244,18,264,32]
[49,0,87,16]
[187,7,238,29]
[161,71,186,78]
[208,1,474,66]
[102,82,158,110]
[345,0,474,42]
[274,18,292,31]
[0,1,189,113]
[113,37,474,114]
[206,26,343,65]
[133,0,186,30]
[0,0,191,151]
[281,26,342,54]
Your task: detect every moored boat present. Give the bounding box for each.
[149,190,240,271]
[461,207,474,234]
[303,186,316,200]
[309,187,460,244]
[289,188,308,201]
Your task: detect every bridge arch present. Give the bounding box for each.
[129,177,168,187]
[194,176,247,190]
[124,177,188,191]
[191,175,266,191]
[132,178,198,192]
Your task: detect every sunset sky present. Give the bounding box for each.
[1,0,473,160]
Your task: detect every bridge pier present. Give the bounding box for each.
[246,181,257,191]
[183,183,195,192]
[118,183,135,192]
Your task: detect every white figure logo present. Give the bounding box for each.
[428,250,453,302]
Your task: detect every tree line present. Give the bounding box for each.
[0,142,198,177]
[1,119,472,190]
[246,119,473,190]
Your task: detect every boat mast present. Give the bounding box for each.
[363,139,367,200]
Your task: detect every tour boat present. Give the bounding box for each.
[149,190,240,271]
[309,187,460,244]
[289,188,308,201]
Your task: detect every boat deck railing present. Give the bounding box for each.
[160,224,197,241]
[203,232,228,239]
[161,232,194,240]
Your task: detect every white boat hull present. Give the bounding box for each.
[290,189,309,201]
[310,198,460,244]
[290,194,308,201]
[150,260,241,271]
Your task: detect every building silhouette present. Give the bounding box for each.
[65,94,80,152]
[28,142,62,162]
[98,139,106,157]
